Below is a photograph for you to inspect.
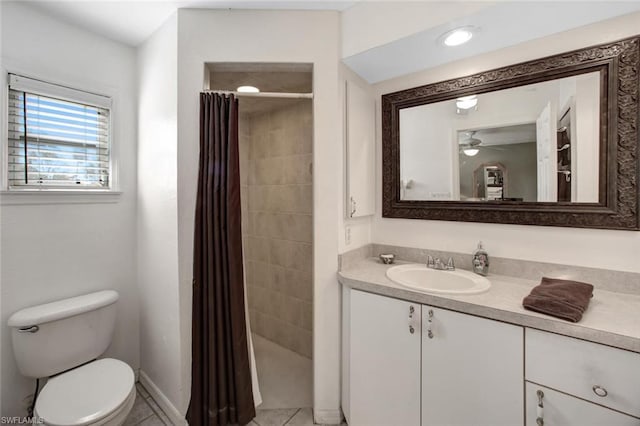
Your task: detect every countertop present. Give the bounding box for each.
[338,258,640,353]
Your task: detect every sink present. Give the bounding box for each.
[386,263,491,295]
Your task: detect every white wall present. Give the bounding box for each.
[136,13,182,417]
[574,72,600,202]
[0,1,4,414]
[0,1,139,416]
[176,9,343,423]
[372,12,640,274]
[399,102,455,200]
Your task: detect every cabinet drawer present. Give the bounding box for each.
[526,383,639,426]
[526,329,640,417]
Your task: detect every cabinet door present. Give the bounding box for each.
[345,80,375,218]
[348,290,421,426]
[422,306,524,426]
[526,383,640,426]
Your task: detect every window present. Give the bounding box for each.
[7,74,112,190]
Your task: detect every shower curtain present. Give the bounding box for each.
[187,93,260,426]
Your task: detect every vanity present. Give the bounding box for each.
[339,257,640,426]
[338,34,640,426]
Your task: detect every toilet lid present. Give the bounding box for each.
[35,358,135,426]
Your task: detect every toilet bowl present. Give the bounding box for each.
[34,359,135,426]
[8,291,135,426]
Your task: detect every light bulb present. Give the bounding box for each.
[442,27,475,47]
[237,86,260,93]
[456,95,478,110]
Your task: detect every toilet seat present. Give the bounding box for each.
[35,358,135,426]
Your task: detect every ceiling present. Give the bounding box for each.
[238,97,309,115]
[208,63,313,114]
[459,124,537,147]
[26,0,354,46]
[208,63,313,93]
[22,1,640,84]
[343,2,640,83]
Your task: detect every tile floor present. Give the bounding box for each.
[249,408,346,426]
[123,336,344,426]
[253,333,312,409]
[124,382,172,425]
[251,335,347,425]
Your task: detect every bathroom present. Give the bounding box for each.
[0,2,639,426]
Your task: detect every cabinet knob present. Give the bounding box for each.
[426,309,434,339]
[408,306,417,334]
[592,385,608,397]
[536,390,544,425]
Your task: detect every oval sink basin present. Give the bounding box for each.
[386,264,490,295]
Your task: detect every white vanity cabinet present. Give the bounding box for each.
[342,288,524,426]
[421,306,524,426]
[525,329,640,425]
[342,288,422,426]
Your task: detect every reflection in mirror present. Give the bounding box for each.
[460,126,535,202]
[399,71,600,203]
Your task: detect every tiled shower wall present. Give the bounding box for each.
[239,100,313,358]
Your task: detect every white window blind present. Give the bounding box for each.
[7,74,112,189]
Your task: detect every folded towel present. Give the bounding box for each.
[522,277,594,322]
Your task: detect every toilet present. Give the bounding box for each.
[8,290,136,426]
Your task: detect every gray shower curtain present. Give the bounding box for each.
[187,93,255,426]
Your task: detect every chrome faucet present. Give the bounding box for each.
[427,255,455,271]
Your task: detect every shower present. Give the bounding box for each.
[208,63,314,412]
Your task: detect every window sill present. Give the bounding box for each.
[0,190,122,205]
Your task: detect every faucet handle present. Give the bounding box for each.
[446,257,455,270]
[427,255,435,268]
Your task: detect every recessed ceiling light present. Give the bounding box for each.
[441,27,475,47]
[237,85,260,93]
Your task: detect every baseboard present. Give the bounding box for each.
[139,370,187,426]
[314,408,343,425]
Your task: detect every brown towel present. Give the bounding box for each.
[522,277,594,322]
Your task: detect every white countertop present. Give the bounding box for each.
[338,258,640,353]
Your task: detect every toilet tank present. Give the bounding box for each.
[8,290,119,378]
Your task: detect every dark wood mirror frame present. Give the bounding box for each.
[382,36,640,230]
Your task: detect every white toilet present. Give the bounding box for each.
[8,290,136,426]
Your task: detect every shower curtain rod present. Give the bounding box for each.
[203,90,313,99]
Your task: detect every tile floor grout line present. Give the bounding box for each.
[134,412,156,426]
[141,395,159,425]
[139,383,169,425]
[283,408,301,426]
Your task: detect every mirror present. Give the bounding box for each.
[399,72,600,203]
[382,37,639,229]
